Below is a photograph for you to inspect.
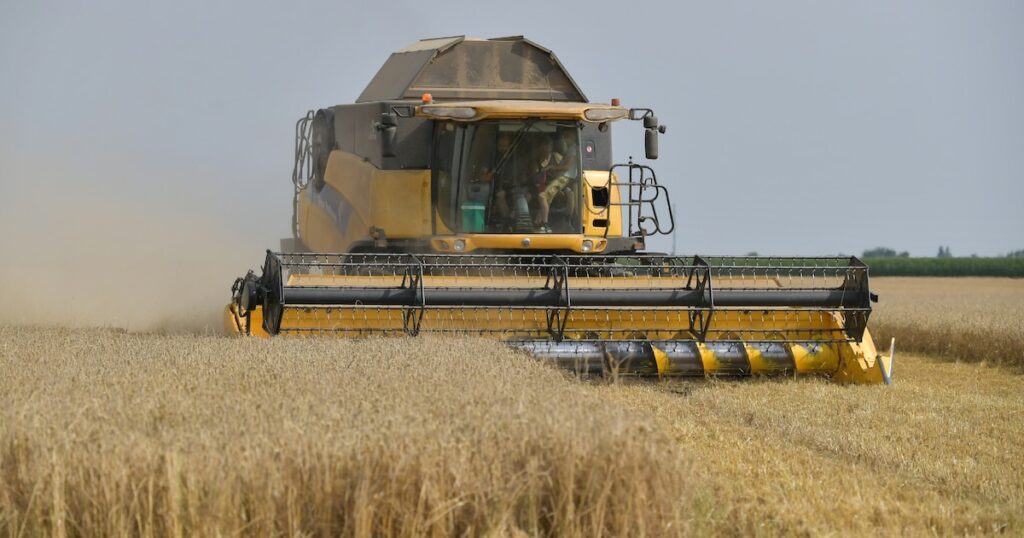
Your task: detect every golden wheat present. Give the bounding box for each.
[869,277,1024,368]
[596,353,1024,536]
[586,277,1024,535]
[0,327,691,537]
[3,278,1022,536]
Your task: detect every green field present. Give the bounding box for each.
[864,257,1024,277]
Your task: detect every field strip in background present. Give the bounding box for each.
[870,277,1024,369]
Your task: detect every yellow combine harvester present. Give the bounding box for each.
[226,36,894,384]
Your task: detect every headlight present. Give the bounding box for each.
[420,106,477,119]
[437,240,449,250]
[584,108,628,122]
[581,239,594,252]
[453,239,466,252]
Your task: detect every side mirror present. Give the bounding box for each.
[645,128,659,160]
[378,113,399,157]
[629,109,666,160]
[643,113,659,159]
[642,116,667,160]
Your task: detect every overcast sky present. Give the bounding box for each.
[2,0,1021,260]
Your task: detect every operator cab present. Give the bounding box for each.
[433,119,583,236]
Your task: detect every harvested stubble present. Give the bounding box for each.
[0,327,690,537]
[869,277,1024,368]
[595,353,1024,536]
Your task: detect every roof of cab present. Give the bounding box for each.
[357,36,588,103]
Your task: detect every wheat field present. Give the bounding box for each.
[586,276,1024,535]
[869,277,1024,368]
[595,353,1024,535]
[0,329,690,537]
[2,278,1023,536]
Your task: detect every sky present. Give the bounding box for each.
[0,1,1021,325]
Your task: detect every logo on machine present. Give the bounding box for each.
[308,184,353,235]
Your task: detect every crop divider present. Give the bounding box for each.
[686,255,714,341]
[544,255,571,341]
[840,256,872,341]
[401,255,426,336]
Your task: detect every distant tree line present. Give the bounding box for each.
[860,246,1024,277]
[862,246,1024,259]
[862,247,909,258]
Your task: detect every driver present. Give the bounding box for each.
[535,128,578,231]
[492,133,528,226]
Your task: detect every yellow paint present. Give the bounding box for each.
[831,331,886,384]
[790,343,840,374]
[372,171,433,237]
[232,303,864,342]
[431,234,608,253]
[224,304,268,337]
[299,191,349,252]
[651,345,669,377]
[417,100,627,122]
[696,343,720,375]
[298,150,431,252]
[743,343,767,374]
[582,170,624,238]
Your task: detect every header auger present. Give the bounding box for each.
[226,36,893,383]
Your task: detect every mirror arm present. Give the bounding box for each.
[376,113,399,157]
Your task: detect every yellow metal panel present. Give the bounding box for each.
[326,150,373,225]
[224,304,269,337]
[431,234,608,253]
[651,345,669,377]
[696,343,721,374]
[245,304,854,343]
[371,170,432,238]
[582,170,624,238]
[299,189,353,252]
[790,343,840,374]
[831,331,885,384]
[743,343,767,373]
[417,100,628,122]
[297,150,431,251]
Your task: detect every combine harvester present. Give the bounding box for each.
[227,36,894,384]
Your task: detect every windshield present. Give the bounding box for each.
[436,120,583,234]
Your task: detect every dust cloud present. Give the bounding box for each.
[0,151,275,333]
